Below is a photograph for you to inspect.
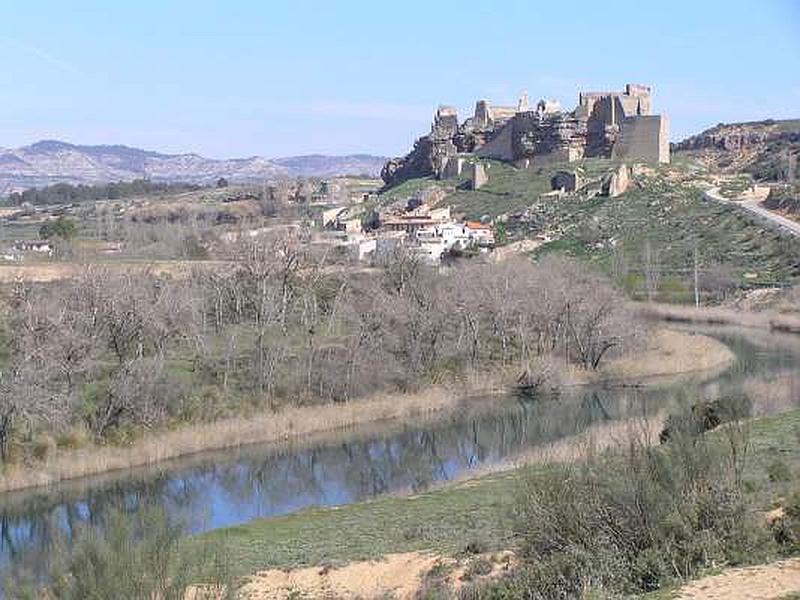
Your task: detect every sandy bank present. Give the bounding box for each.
[0,328,731,494]
[673,558,800,599]
[212,550,516,600]
[600,328,735,383]
[640,302,800,334]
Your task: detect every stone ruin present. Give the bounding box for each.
[382,83,669,187]
[551,170,583,193]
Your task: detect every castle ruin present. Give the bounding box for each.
[382,83,669,187]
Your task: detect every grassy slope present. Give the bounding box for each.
[381,157,800,289]
[199,408,800,581]
[199,470,518,575]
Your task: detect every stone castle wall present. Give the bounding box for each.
[476,121,515,161]
[382,83,670,187]
[612,115,669,164]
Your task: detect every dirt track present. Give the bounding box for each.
[0,260,230,282]
[675,559,800,599]
[704,186,800,238]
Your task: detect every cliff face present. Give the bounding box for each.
[380,137,436,186]
[380,113,480,188]
[674,120,799,151]
[673,119,800,180]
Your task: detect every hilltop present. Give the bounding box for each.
[0,140,388,194]
[673,118,800,180]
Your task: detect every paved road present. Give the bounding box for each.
[704,187,800,238]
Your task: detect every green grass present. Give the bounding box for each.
[197,470,519,576]
[741,409,800,509]
[533,237,589,259]
[445,168,550,220]
[377,176,453,205]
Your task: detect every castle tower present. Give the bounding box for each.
[517,90,530,112]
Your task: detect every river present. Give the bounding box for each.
[1,326,799,584]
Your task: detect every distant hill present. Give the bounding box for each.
[0,140,388,195]
[271,154,389,178]
[674,119,800,181]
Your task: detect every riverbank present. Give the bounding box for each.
[197,408,800,599]
[0,328,733,494]
[640,302,800,334]
[576,327,734,385]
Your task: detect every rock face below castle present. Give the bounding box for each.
[382,83,669,187]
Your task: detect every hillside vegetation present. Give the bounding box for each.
[380,156,800,299]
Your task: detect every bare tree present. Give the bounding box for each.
[642,240,660,302]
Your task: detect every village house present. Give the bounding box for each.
[409,220,495,263]
[13,239,53,255]
[381,205,452,234]
[316,206,347,229]
[465,221,495,248]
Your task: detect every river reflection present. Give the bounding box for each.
[1,326,799,582]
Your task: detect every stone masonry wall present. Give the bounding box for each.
[612,115,670,164]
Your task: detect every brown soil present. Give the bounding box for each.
[674,559,800,599]
[230,551,516,600]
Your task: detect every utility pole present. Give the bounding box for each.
[693,246,700,308]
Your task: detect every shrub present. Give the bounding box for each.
[31,434,56,461]
[462,557,493,580]
[491,426,766,597]
[7,508,234,599]
[768,459,793,483]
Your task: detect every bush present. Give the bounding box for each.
[482,426,766,598]
[768,459,793,483]
[39,216,78,240]
[660,395,751,443]
[8,508,234,599]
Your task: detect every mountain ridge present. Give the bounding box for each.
[0,140,388,194]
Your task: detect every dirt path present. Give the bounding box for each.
[236,552,439,600]
[704,186,800,238]
[674,559,800,599]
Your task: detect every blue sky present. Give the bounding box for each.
[0,0,798,158]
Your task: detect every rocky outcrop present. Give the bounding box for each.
[673,119,800,181]
[512,113,586,162]
[601,164,632,197]
[673,121,790,152]
[380,137,436,187]
[381,106,480,188]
